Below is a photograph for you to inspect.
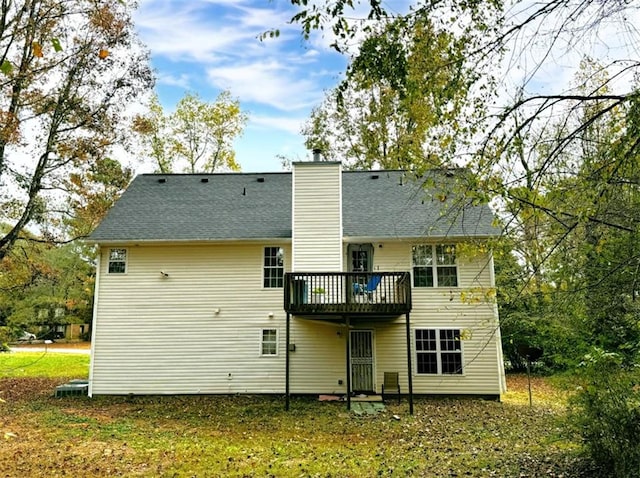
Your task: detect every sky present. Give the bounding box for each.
[132,0,353,173]
[131,1,640,173]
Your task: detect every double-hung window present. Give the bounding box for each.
[261,329,278,356]
[412,244,458,287]
[415,329,463,375]
[263,247,284,288]
[108,248,127,274]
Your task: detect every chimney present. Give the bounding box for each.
[312,148,322,162]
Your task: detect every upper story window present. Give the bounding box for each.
[412,244,458,287]
[263,246,284,288]
[108,248,127,274]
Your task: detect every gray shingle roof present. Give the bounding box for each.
[89,169,500,243]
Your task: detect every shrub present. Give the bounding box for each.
[0,326,11,352]
[569,348,640,478]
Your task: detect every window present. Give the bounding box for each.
[415,329,463,375]
[261,329,278,356]
[263,247,284,288]
[412,245,434,287]
[108,248,127,274]
[412,244,457,287]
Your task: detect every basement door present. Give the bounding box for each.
[350,330,375,393]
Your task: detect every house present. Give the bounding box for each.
[88,161,506,410]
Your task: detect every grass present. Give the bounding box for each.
[0,352,90,378]
[0,353,593,477]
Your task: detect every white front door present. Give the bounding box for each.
[350,330,375,392]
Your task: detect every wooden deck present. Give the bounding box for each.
[284,272,411,318]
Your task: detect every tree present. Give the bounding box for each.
[131,94,171,173]
[302,11,488,171]
[134,91,247,173]
[284,0,639,219]
[65,156,133,238]
[0,0,153,260]
[0,230,94,333]
[491,60,640,371]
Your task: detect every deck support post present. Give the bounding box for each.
[405,312,414,415]
[345,316,351,411]
[285,312,290,411]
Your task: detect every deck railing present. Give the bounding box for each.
[284,272,411,316]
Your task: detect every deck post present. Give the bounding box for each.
[345,316,351,411]
[285,312,290,411]
[405,312,414,414]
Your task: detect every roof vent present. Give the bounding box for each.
[158,178,166,183]
[371,174,379,180]
[201,178,209,183]
[257,177,265,183]
[312,148,322,162]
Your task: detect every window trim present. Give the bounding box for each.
[107,248,127,274]
[263,246,284,288]
[414,328,464,375]
[260,328,279,357]
[412,244,458,288]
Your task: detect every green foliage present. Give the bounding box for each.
[302,13,490,171]
[569,350,640,477]
[487,61,640,375]
[134,91,247,173]
[283,0,502,54]
[494,240,588,372]
[0,327,11,352]
[65,157,133,238]
[0,240,94,330]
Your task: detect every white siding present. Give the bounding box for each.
[289,320,348,394]
[329,241,505,395]
[90,243,290,395]
[292,162,342,271]
[91,240,505,396]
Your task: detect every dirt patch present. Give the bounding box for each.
[0,377,66,401]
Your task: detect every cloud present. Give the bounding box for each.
[157,72,192,88]
[134,3,250,63]
[134,0,338,113]
[249,114,306,135]
[206,60,324,111]
[134,0,303,62]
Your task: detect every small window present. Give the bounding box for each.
[415,328,463,375]
[108,248,127,274]
[412,244,457,287]
[263,247,284,288]
[261,329,278,356]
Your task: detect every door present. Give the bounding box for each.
[347,243,373,272]
[348,244,373,300]
[350,330,375,393]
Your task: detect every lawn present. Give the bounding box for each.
[0,353,594,477]
[0,352,90,378]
